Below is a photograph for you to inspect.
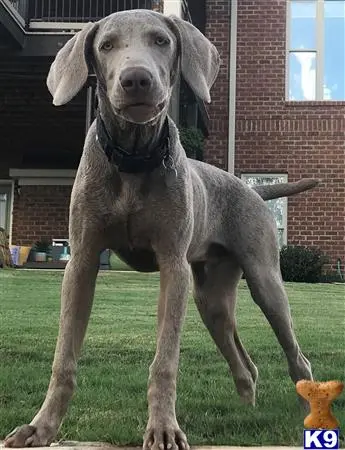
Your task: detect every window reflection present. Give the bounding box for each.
[242,176,287,248]
[288,0,345,101]
[289,52,316,100]
[290,1,317,49]
[324,1,345,99]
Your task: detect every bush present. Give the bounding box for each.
[33,240,51,253]
[179,126,204,160]
[280,245,328,283]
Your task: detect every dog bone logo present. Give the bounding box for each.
[296,380,344,430]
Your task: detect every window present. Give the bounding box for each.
[287,0,345,100]
[242,174,288,248]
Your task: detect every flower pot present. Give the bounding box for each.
[35,252,47,262]
[19,246,32,266]
[10,245,20,266]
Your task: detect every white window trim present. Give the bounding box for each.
[0,179,15,246]
[29,21,85,30]
[241,173,288,246]
[286,0,330,101]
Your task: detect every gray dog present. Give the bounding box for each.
[5,10,315,450]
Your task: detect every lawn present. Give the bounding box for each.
[0,270,344,446]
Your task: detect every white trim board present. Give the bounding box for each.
[241,173,288,179]
[10,169,77,178]
[29,21,85,30]
[18,178,75,186]
[9,169,76,187]
[0,179,15,246]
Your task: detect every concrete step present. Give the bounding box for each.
[0,443,302,450]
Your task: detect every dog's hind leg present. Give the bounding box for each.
[244,262,313,385]
[235,211,313,400]
[191,257,258,405]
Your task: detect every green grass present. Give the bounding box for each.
[0,270,344,446]
[109,252,132,270]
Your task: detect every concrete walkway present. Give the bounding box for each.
[0,443,303,450]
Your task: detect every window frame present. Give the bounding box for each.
[286,0,344,101]
[241,173,288,247]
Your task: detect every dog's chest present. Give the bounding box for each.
[109,209,154,251]
[107,175,158,249]
[112,181,144,217]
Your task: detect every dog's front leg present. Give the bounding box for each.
[4,245,100,448]
[144,257,190,450]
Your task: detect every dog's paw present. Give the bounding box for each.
[143,423,190,450]
[235,375,257,406]
[4,424,55,447]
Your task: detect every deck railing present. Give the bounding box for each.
[5,0,159,28]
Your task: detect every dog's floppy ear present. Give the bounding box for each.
[47,22,98,106]
[169,16,220,103]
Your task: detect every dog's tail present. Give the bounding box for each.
[253,178,320,200]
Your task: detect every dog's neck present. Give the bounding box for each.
[97,89,169,156]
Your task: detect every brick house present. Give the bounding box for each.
[0,0,344,271]
[205,0,344,271]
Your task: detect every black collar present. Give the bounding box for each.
[96,110,170,174]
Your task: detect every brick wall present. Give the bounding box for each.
[0,59,84,247]
[235,0,345,269]
[203,0,230,169]
[204,0,345,269]
[11,185,71,245]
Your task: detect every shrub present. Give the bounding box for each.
[33,240,51,253]
[179,126,204,160]
[280,245,328,283]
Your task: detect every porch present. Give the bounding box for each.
[0,0,208,256]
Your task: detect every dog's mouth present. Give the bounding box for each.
[116,100,166,124]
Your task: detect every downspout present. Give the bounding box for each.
[228,0,238,173]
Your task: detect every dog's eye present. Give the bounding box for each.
[101,41,113,51]
[155,36,170,46]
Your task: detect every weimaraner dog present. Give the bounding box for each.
[5,9,315,450]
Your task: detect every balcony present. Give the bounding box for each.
[3,0,159,30]
[0,0,208,134]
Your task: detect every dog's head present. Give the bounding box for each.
[47,10,220,124]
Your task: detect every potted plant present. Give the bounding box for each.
[33,240,51,263]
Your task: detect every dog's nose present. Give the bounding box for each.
[120,67,153,93]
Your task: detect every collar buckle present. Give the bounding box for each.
[162,154,177,178]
